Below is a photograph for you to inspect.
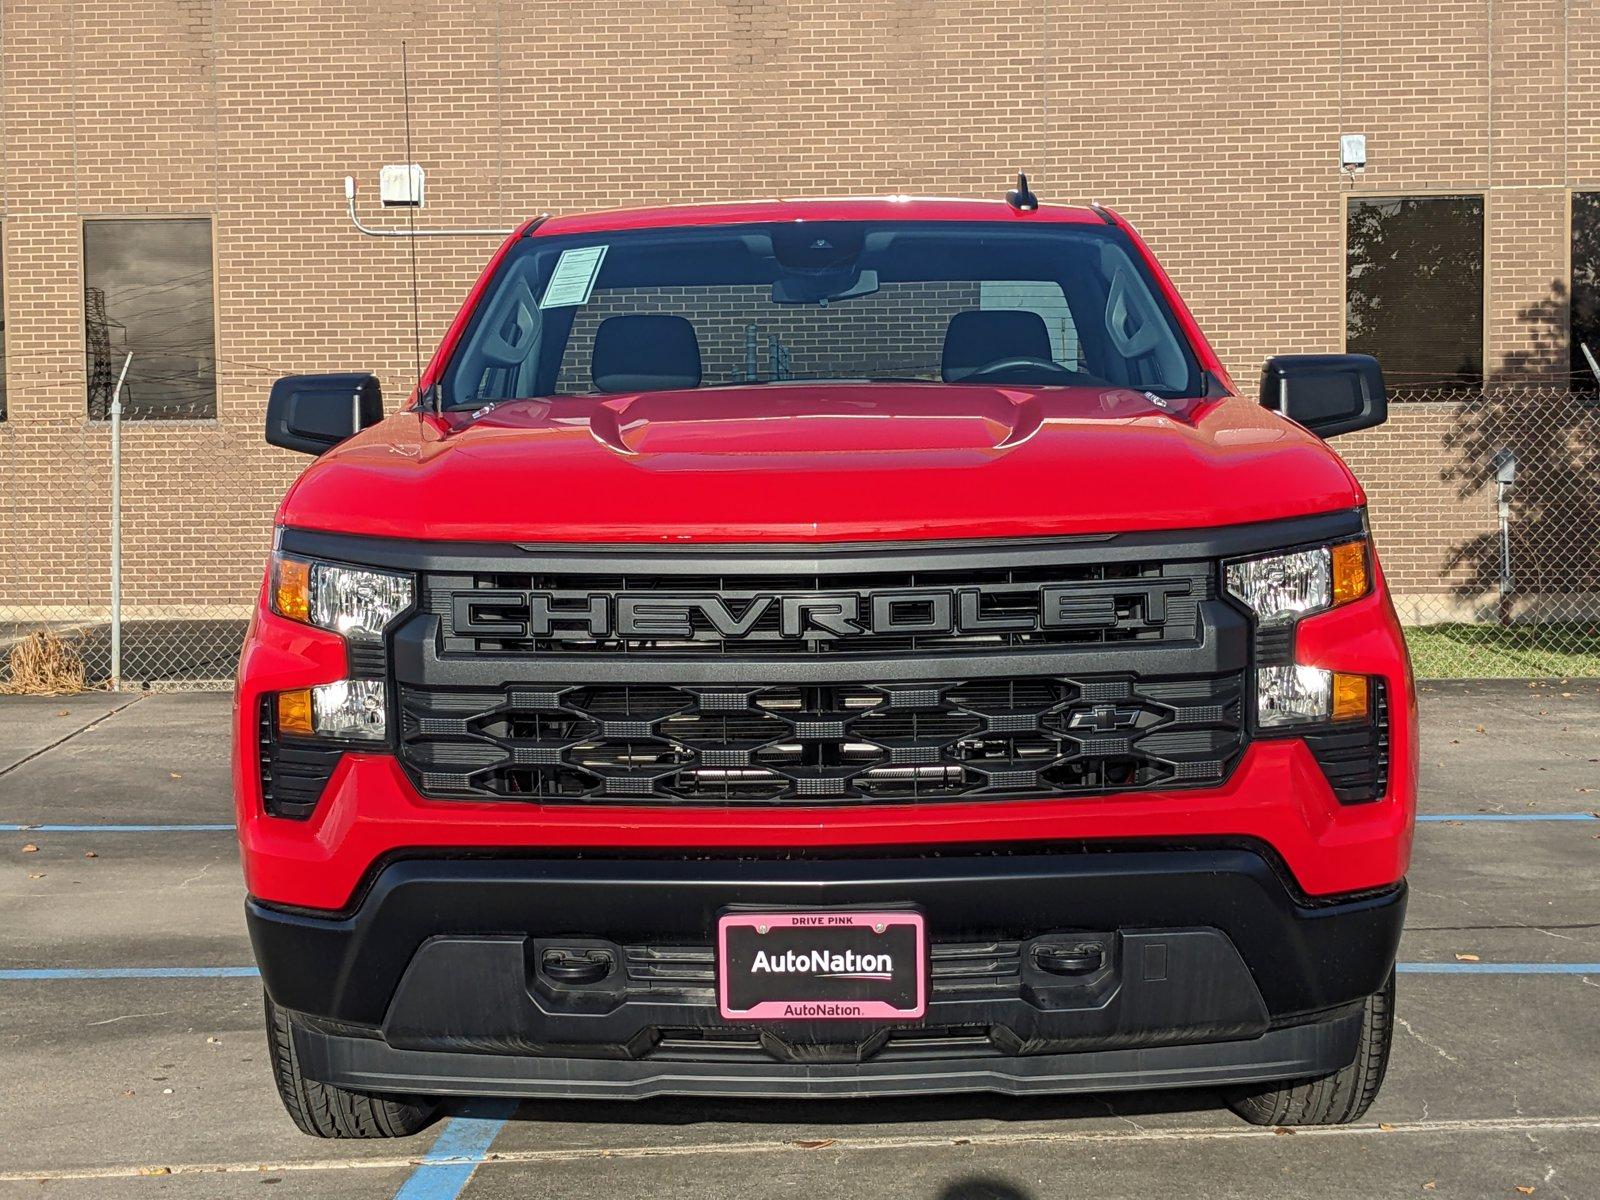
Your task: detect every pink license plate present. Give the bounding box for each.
[717,910,927,1021]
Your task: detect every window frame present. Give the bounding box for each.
[80,212,221,423]
[439,220,1207,408]
[1567,188,1600,391]
[1341,190,1490,399]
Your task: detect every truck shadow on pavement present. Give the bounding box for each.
[938,1180,1033,1200]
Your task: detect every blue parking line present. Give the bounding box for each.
[1,823,236,832]
[393,1101,517,1200]
[1418,813,1597,822]
[0,967,260,980]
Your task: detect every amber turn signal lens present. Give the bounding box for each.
[1330,672,1370,722]
[276,689,314,736]
[272,555,311,623]
[1331,540,1370,606]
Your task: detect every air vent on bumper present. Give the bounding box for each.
[257,699,345,819]
[1303,680,1390,804]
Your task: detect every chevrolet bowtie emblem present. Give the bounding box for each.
[1065,704,1142,733]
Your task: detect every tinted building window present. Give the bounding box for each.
[84,219,215,419]
[1346,195,1484,397]
[1571,192,1600,389]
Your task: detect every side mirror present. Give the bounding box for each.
[1259,354,1387,438]
[266,373,383,455]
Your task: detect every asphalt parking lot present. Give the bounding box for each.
[2,680,1598,1198]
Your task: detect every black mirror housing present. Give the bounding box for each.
[1259,354,1388,438]
[266,373,384,455]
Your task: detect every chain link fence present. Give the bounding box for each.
[0,412,111,692]
[1,386,1597,692]
[1351,386,1600,679]
[0,398,286,693]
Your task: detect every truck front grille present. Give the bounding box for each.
[423,559,1211,658]
[396,672,1246,804]
[279,513,1381,812]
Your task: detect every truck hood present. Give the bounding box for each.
[277,384,1364,543]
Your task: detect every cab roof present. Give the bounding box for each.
[532,196,1109,237]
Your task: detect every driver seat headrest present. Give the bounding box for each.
[941,310,1053,382]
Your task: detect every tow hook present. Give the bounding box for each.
[540,947,614,985]
[1032,941,1106,977]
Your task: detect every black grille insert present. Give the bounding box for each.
[424,559,1213,658]
[624,940,1023,993]
[397,672,1246,805]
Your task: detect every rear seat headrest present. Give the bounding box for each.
[591,314,703,394]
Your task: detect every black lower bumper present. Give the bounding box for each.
[292,1007,1366,1101]
[248,846,1404,1100]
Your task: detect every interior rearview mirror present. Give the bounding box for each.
[771,268,880,305]
[266,373,384,455]
[1259,354,1387,438]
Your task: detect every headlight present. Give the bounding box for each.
[276,680,386,741]
[1254,666,1372,728]
[271,553,413,641]
[1224,540,1368,625]
[1226,547,1328,625]
[1228,539,1373,729]
[1256,664,1331,725]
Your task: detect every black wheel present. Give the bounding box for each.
[264,992,441,1138]
[1227,969,1395,1126]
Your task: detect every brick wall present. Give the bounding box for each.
[0,0,1595,625]
[551,282,987,392]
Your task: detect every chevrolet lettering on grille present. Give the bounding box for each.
[451,580,1198,642]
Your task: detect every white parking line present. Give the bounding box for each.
[5,1114,1600,1183]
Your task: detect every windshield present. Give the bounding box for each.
[441,220,1203,408]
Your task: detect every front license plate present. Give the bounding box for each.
[717,910,927,1021]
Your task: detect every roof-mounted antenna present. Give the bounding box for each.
[1006,172,1039,212]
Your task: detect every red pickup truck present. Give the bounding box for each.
[237,193,1415,1138]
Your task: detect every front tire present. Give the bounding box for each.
[1227,969,1395,1126]
[264,992,441,1138]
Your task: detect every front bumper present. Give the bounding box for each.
[250,846,1404,1101]
[235,519,1418,911]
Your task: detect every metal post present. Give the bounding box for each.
[1492,448,1517,627]
[108,353,133,692]
[769,335,791,382]
[1497,496,1512,619]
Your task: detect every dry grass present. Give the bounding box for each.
[0,631,89,695]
